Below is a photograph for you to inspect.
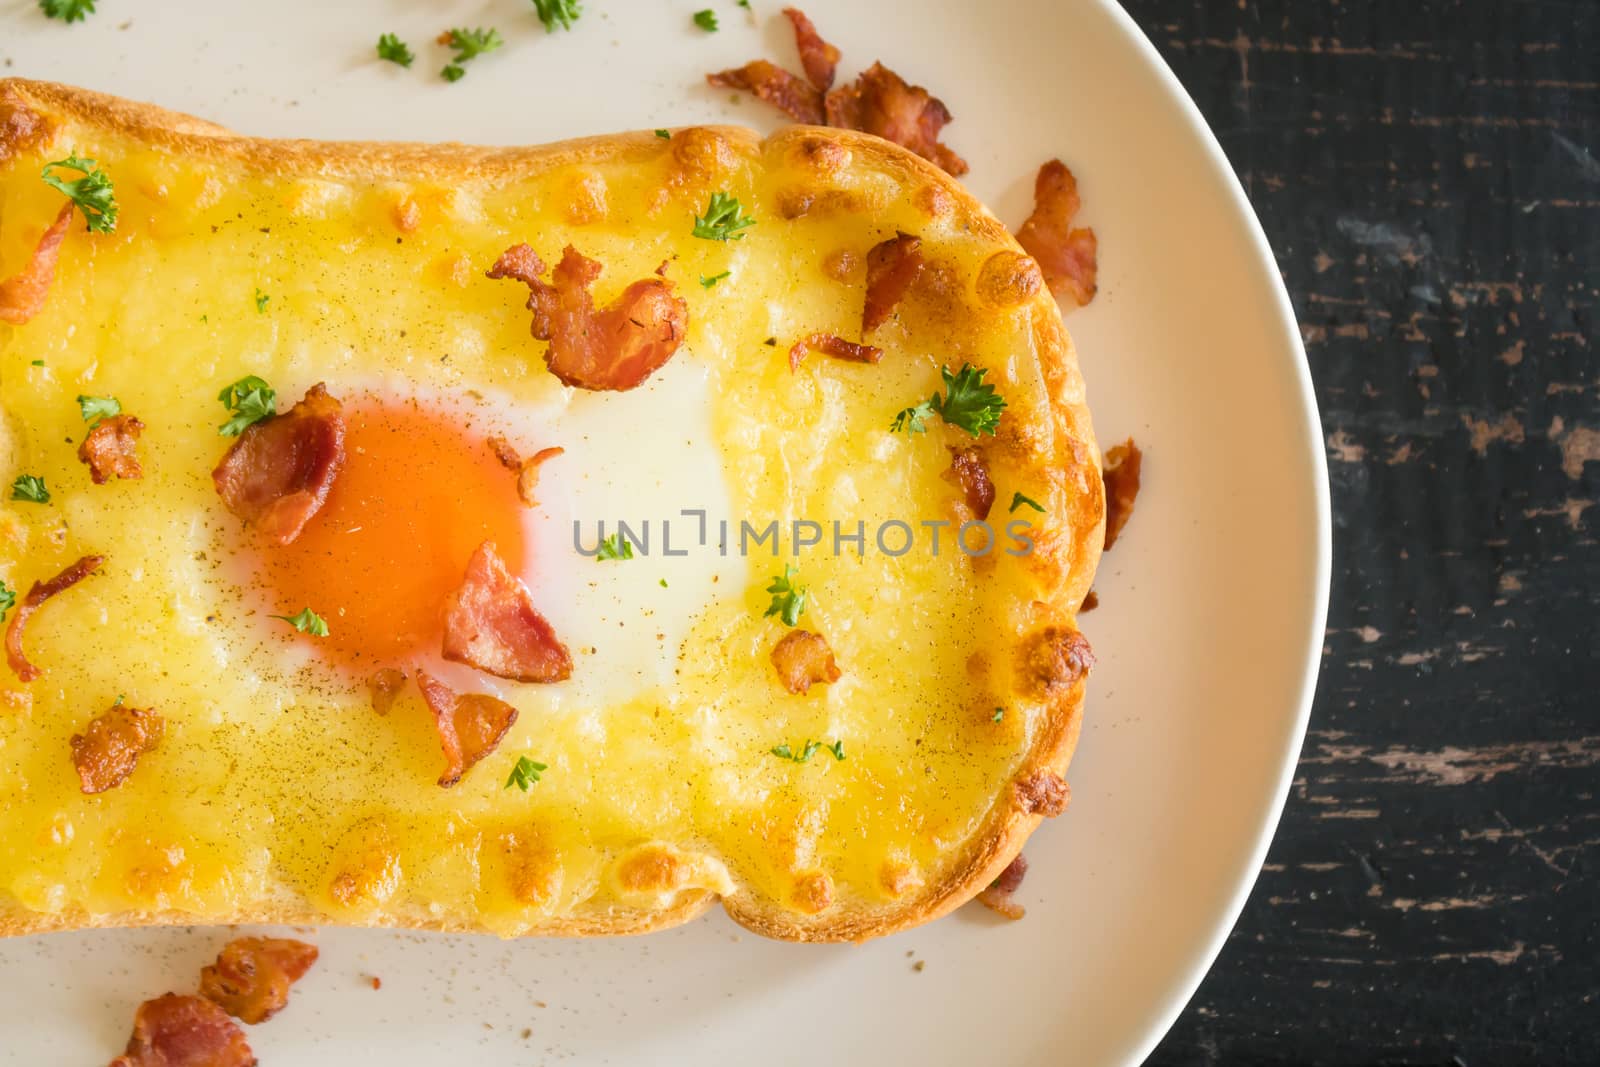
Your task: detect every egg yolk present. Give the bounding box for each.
[259,401,528,671]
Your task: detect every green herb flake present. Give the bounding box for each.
[763,564,807,627]
[692,9,718,31]
[253,288,270,313]
[217,375,277,436]
[654,129,672,139]
[0,580,15,622]
[891,363,1007,438]
[441,64,466,82]
[377,33,416,67]
[890,398,936,434]
[771,739,846,764]
[77,394,120,426]
[41,153,118,234]
[699,271,731,289]
[992,707,1005,722]
[1009,492,1045,515]
[10,475,50,504]
[273,607,330,637]
[596,532,635,561]
[531,0,582,33]
[691,191,756,242]
[30,360,44,367]
[505,755,549,791]
[659,578,669,588]
[38,0,96,24]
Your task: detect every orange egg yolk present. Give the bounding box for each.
[259,401,528,671]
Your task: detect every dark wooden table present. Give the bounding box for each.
[1118,2,1599,1063]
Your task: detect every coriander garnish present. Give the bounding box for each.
[692,191,756,242]
[1009,492,1045,514]
[692,9,719,31]
[0,581,15,622]
[439,26,504,81]
[771,739,846,763]
[699,271,731,288]
[273,607,330,636]
[10,475,50,504]
[41,153,118,234]
[217,375,277,436]
[532,0,581,32]
[505,755,549,791]
[377,33,416,67]
[38,0,95,24]
[763,564,807,627]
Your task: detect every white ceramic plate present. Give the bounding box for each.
[0,2,1329,1063]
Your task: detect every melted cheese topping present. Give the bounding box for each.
[0,122,1079,934]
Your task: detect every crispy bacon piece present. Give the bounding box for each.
[1080,590,1099,613]
[211,383,345,545]
[942,447,995,520]
[415,669,521,788]
[862,231,924,333]
[488,244,689,393]
[442,541,573,684]
[109,993,255,1067]
[771,630,841,694]
[199,937,319,1025]
[707,60,825,124]
[0,202,72,326]
[77,414,146,484]
[783,7,841,91]
[70,704,162,794]
[825,62,969,176]
[1102,438,1142,550]
[1015,159,1099,308]
[1015,771,1071,817]
[976,853,1028,920]
[5,554,102,683]
[487,437,565,507]
[368,668,407,715]
[787,332,883,372]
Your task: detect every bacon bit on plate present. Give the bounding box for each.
[367,668,407,715]
[109,993,255,1067]
[442,541,573,684]
[415,669,521,788]
[708,11,967,174]
[976,853,1028,920]
[1014,771,1071,817]
[4,554,103,683]
[368,975,382,991]
[1102,438,1142,550]
[1080,590,1100,613]
[788,333,883,372]
[211,383,346,546]
[862,231,924,333]
[487,436,566,507]
[1015,159,1099,308]
[707,60,824,124]
[199,937,319,1025]
[0,202,72,326]
[942,446,995,520]
[826,62,969,177]
[70,703,162,795]
[783,6,840,90]
[488,244,689,392]
[770,630,842,694]
[77,414,146,484]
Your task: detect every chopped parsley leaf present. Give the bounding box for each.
[77,394,120,427]
[253,287,270,313]
[993,707,1006,722]
[376,33,416,67]
[0,581,15,622]
[771,739,846,763]
[659,578,669,588]
[531,0,582,32]
[655,129,672,139]
[41,153,117,234]
[692,191,756,242]
[891,363,1007,437]
[699,271,731,288]
[763,564,807,627]
[737,0,751,7]
[217,375,277,436]
[692,9,718,31]
[441,64,466,82]
[10,475,49,504]
[30,360,44,367]
[1009,492,1045,514]
[439,26,503,80]
[273,607,330,637]
[38,0,95,24]
[505,755,549,791]
[596,532,634,561]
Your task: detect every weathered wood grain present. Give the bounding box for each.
[1123,0,1600,1063]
